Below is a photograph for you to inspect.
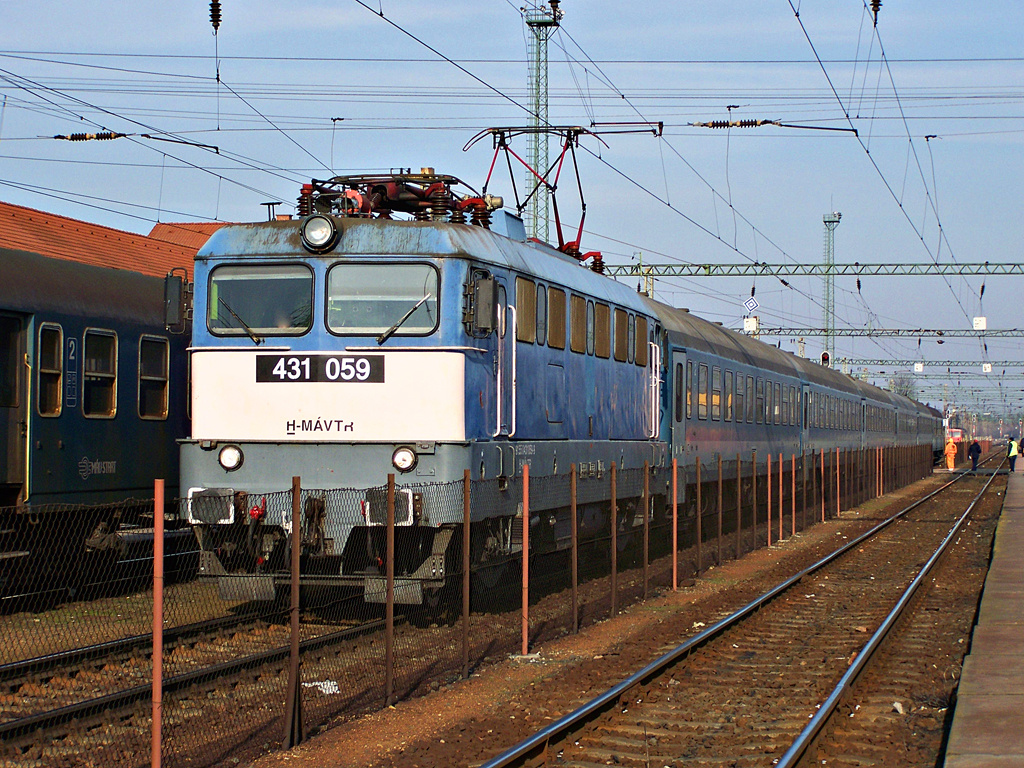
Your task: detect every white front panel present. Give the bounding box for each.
[192,350,465,441]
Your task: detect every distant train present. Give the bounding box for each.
[175,170,943,604]
[1,249,189,603]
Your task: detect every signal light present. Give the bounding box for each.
[820,351,831,367]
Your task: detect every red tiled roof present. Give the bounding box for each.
[148,221,228,252]
[0,200,200,279]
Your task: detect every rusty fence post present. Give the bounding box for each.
[643,461,650,601]
[835,447,841,518]
[791,453,796,538]
[751,450,758,546]
[385,475,395,707]
[735,454,742,560]
[610,462,618,618]
[767,452,772,547]
[462,470,471,678]
[717,455,723,568]
[820,449,826,522]
[521,464,530,656]
[152,479,164,768]
[571,463,578,634]
[284,476,305,747]
[695,457,702,575]
[672,458,678,591]
[777,452,783,543]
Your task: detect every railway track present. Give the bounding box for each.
[479,459,1003,768]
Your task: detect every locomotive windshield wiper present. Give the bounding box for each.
[218,297,263,346]
[377,294,431,345]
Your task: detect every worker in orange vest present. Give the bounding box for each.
[944,438,958,472]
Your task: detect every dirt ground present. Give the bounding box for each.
[246,479,945,768]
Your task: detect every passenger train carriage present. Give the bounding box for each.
[177,171,943,603]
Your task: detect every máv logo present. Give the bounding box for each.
[79,456,118,480]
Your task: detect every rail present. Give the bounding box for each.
[478,454,1000,768]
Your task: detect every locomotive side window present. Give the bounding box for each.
[547,287,566,350]
[536,284,547,345]
[724,370,734,421]
[745,375,754,423]
[212,264,314,337]
[626,314,636,364]
[674,362,684,422]
[711,366,721,420]
[697,363,708,420]
[635,316,648,367]
[515,277,537,343]
[83,329,117,418]
[570,294,586,353]
[613,308,628,362]
[138,336,169,420]
[586,301,595,355]
[755,378,764,424]
[594,303,610,358]
[327,263,436,337]
[37,323,63,417]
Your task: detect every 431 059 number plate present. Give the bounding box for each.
[256,354,384,383]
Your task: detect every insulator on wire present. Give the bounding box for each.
[871,0,882,24]
[750,285,755,298]
[54,132,124,141]
[980,281,985,299]
[856,278,862,292]
[210,1,222,32]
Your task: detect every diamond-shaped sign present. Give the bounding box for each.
[743,297,759,313]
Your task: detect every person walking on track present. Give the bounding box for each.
[945,438,958,472]
[968,439,982,472]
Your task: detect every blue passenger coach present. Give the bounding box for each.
[177,171,941,603]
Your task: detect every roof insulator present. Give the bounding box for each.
[210,1,222,33]
[871,0,881,25]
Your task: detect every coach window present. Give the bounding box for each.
[138,336,169,420]
[755,377,764,424]
[613,308,629,362]
[724,370,734,421]
[83,329,117,418]
[570,294,587,353]
[37,323,63,417]
[766,381,773,425]
[774,382,782,425]
[791,386,798,426]
[0,316,20,409]
[698,363,709,419]
[635,316,648,367]
[515,277,537,343]
[213,264,313,337]
[711,366,721,420]
[781,384,789,426]
[746,375,754,423]
[686,360,695,419]
[546,287,566,350]
[595,303,610,358]
[586,301,596,355]
[674,363,684,422]
[733,372,743,421]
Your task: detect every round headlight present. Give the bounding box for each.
[392,446,418,473]
[300,214,338,252]
[218,445,244,472]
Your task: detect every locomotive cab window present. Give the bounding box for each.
[138,336,169,420]
[83,329,117,418]
[210,264,314,337]
[328,263,437,337]
[37,323,63,417]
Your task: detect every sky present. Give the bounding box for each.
[1,1,1022,415]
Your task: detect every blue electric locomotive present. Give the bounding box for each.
[174,170,941,604]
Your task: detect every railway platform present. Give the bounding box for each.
[944,470,1024,767]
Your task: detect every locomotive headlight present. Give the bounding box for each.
[300,214,339,253]
[218,444,244,472]
[392,446,418,473]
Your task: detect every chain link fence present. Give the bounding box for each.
[0,445,937,767]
